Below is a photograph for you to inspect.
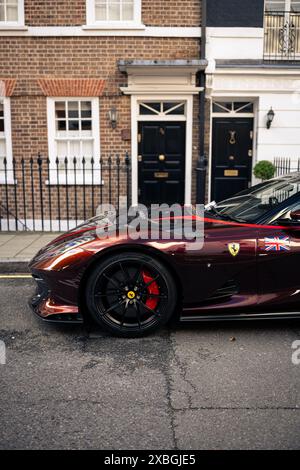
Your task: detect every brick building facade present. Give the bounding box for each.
[0,0,205,230]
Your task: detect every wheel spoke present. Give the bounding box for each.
[134,301,142,329]
[142,274,160,290]
[119,262,131,284]
[139,300,159,317]
[146,293,167,299]
[120,300,129,328]
[133,263,144,285]
[101,299,125,317]
[103,273,121,290]
[95,289,121,298]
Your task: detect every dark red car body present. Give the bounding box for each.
[29,177,300,324]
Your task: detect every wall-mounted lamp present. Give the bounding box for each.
[266,107,275,129]
[108,107,118,129]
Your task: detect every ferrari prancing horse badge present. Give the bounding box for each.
[228,243,240,257]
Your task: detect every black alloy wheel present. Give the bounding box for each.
[85,252,177,337]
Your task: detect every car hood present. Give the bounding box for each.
[29,210,244,268]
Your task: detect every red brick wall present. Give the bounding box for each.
[143,0,201,27]
[24,0,201,27]
[3,36,199,83]
[25,0,86,27]
[1,36,200,160]
[0,0,205,218]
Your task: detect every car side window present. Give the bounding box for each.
[271,203,300,224]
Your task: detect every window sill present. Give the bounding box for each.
[0,24,28,31]
[82,22,145,31]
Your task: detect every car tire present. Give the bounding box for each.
[85,252,177,337]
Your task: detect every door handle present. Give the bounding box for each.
[138,155,142,162]
[158,154,165,161]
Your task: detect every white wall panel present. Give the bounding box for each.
[206,27,264,60]
[257,110,300,129]
[257,127,300,145]
[257,145,300,161]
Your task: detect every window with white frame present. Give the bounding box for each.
[47,98,100,182]
[0,0,24,25]
[0,98,13,174]
[86,0,142,26]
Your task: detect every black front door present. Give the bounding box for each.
[138,121,185,205]
[211,118,253,202]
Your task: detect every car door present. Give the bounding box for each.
[257,203,300,311]
[176,222,259,312]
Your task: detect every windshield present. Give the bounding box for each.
[208,176,300,223]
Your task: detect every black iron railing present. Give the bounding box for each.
[0,154,131,232]
[264,11,300,61]
[274,157,300,176]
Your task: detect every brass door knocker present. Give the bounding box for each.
[229,131,236,145]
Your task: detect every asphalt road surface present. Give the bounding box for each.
[0,276,300,450]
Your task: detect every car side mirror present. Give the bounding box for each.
[290,210,300,222]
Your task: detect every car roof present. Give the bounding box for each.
[273,172,300,182]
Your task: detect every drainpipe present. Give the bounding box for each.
[196,0,207,204]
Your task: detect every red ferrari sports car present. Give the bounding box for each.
[29,173,300,337]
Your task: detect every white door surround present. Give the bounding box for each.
[118,60,206,206]
[208,98,257,202]
[130,95,193,206]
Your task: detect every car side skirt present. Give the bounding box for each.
[180,312,300,322]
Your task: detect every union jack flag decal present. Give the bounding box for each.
[264,236,291,252]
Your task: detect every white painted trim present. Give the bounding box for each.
[0,25,27,31]
[0,25,202,37]
[82,23,145,30]
[137,115,187,121]
[207,98,213,203]
[184,95,193,206]
[131,95,138,206]
[213,90,300,96]
[86,0,142,27]
[207,27,264,38]
[18,0,24,26]
[0,98,14,184]
[47,98,56,178]
[130,94,194,206]
[210,113,255,118]
[214,69,300,76]
[46,97,101,185]
[121,86,203,95]
[0,0,24,27]
[252,99,259,186]
[0,218,82,232]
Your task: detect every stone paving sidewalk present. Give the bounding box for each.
[0,232,61,265]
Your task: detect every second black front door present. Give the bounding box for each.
[211,117,253,202]
[138,121,185,205]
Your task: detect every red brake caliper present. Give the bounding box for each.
[142,271,159,310]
